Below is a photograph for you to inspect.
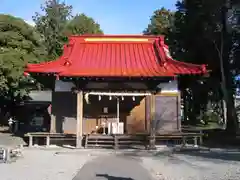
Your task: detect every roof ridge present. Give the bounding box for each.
[68,34,164,43]
[69,34,163,38]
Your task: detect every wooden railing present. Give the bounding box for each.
[85,132,203,149]
[85,134,147,149]
[24,132,203,149]
[24,132,76,147]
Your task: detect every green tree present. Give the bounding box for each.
[0,14,46,103]
[64,13,103,36]
[33,0,72,58]
[169,0,228,127]
[230,2,240,72]
[144,7,174,37]
[145,1,239,134]
[174,0,238,133]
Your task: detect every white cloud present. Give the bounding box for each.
[24,20,35,26]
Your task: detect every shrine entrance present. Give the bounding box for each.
[83,91,151,135]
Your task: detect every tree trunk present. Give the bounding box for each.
[221,1,238,135]
[225,78,238,135]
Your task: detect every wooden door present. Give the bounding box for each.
[153,95,180,133]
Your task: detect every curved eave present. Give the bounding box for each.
[24,44,74,74]
[160,43,208,75]
[166,58,207,75]
[58,71,176,78]
[27,60,58,68]
[25,59,64,74]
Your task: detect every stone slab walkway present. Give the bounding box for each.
[73,155,154,180]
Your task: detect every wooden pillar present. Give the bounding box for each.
[149,94,156,149]
[50,115,56,133]
[50,93,56,133]
[150,95,156,128]
[3,148,11,163]
[29,136,33,147]
[177,92,182,131]
[145,96,151,132]
[76,91,83,148]
[46,135,50,147]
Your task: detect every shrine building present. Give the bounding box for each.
[24,35,207,147]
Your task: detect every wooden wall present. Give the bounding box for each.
[50,91,181,134]
[125,92,181,134]
[152,93,181,133]
[125,98,146,133]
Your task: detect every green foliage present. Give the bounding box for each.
[33,0,72,58]
[145,0,239,131]
[144,7,174,37]
[65,13,103,35]
[173,0,238,130]
[0,14,46,101]
[230,3,240,74]
[33,0,104,59]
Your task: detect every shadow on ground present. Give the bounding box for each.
[172,149,240,162]
[116,145,240,162]
[72,155,153,180]
[96,174,134,180]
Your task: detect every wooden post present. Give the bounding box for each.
[199,130,203,145]
[46,135,50,147]
[149,94,156,150]
[145,96,151,132]
[76,91,83,148]
[177,93,181,131]
[3,148,11,163]
[182,136,186,147]
[194,136,198,147]
[29,136,33,147]
[116,97,120,134]
[114,135,118,150]
[50,92,56,133]
[50,115,56,133]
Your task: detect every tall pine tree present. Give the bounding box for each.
[33,0,72,58]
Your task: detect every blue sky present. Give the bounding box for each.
[0,0,177,34]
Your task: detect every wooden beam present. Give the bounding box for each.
[76,91,83,148]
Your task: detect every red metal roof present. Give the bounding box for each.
[25,35,207,78]
[26,43,74,73]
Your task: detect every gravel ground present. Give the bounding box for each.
[0,132,26,147]
[0,148,98,180]
[1,146,240,180]
[140,148,240,180]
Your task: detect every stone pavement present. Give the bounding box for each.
[73,155,154,180]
